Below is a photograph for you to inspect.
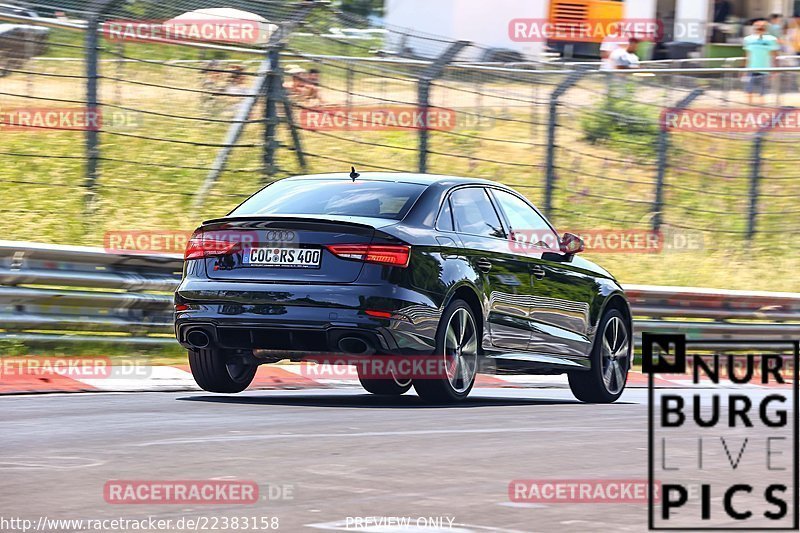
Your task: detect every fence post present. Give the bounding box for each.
[84,16,99,199]
[749,132,764,240]
[83,0,117,209]
[543,68,587,218]
[263,46,281,180]
[747,106,793,239]
[652,88,703,233]
[262,3,315,182]
[417,41,470,174]
[279,79,307,172]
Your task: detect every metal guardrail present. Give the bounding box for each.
[0,240,181,345]
[0,241,798,349]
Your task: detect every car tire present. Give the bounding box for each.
[358,374,412,396]
[413,299,479,403]
[188,348,257,393]
[568,309,631,403]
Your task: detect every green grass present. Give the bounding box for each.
[3,57,800,294]
[0,338,186,363]
[39,25,381,61]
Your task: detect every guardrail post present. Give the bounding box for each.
[652,88,704,233]
[417,41,470,174]
[747,106,793,239]
[544,69,587,218]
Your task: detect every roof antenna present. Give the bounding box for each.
[349,166,360,182]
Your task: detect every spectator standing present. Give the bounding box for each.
[743,19,781,105]
[609,37,641,69]
[600,23,627,71]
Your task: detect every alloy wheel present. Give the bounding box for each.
[226,355,256,384]
[600,316,630,395]
[443,308,478,393]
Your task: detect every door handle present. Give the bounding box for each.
[531,265,546,280]
[476,258,493,273]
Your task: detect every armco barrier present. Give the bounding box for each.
[0,241,798,349]
[0,240,180,345]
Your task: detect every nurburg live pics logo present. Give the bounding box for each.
[644,333,799,530]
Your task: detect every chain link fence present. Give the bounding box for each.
[1,0,799,255]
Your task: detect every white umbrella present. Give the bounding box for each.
[165,8,279,46]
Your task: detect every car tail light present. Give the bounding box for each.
[365,309,393,318]
[184,231,240,260]
[325,244,411,268]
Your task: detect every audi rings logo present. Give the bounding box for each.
[265,230,296,243]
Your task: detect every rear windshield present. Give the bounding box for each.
[231,179,427,220]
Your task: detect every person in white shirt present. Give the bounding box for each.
[600,23,627,70]
[609,37,641,69]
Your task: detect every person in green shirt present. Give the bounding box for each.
[743,19,781,104]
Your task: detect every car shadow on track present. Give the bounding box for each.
[175,393,617,409]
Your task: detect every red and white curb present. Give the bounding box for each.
[0,365,786,395]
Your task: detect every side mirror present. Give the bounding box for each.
[560,233,585,254]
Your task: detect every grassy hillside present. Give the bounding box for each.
[3,50,799,292]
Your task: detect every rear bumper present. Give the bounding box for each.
[174,280,442,355]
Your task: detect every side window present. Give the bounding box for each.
[491,189,559,249]
[450,188,506,239]
[437,197,455,231]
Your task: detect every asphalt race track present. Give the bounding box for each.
[0,388,789,532]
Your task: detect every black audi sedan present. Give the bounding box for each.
[175,172,632,403]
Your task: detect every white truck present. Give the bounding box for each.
[383,0,550,62]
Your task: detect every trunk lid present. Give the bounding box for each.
[199,216,392,283]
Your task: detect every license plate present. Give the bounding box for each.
[243,247,322,268]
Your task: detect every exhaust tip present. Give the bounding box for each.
[186,329,211,349]
[337,336,373,355]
